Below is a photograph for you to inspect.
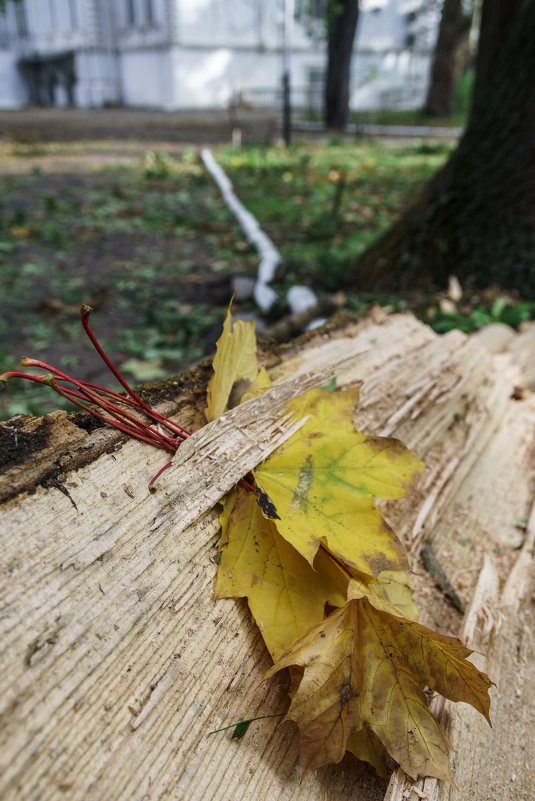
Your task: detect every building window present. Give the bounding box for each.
[15,1,28,39]
[307,67,325,112]
[126,0,136,26]
[296,0,327,40]
[296,0,327,21]
[144,0,154,23]
[0,7,8,48]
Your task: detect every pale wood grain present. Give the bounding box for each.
[384,509,535,801]
[1,313,533,801]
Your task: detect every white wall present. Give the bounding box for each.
[112,0,178,108]
[169,47,258,108]
[74,50,121,106]
[0,0,435,111]
[176,0,322,51]
[0,51,29,107]
[174,0,427,53]
[167,46,330,109]
[169,0,431,110]
[165,43,429,112]
[119,48,174,108]
[358,0,407,51]
[177,0,274,50]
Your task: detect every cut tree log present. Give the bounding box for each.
[1,313,533,801]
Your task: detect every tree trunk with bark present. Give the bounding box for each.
[423,0,472,117]
[351,0,535,295]
[324,0,359,129]
[471,0,525,120]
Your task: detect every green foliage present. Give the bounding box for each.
[143,150,175,180]
[455,70,474,119]
[0,142,237,418]
[218,141,450,293]
[428,298,534,334]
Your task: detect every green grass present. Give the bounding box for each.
[351,108,465,128]
[216,141,452,292]
[0,144,249,417]
[1,137,532,420]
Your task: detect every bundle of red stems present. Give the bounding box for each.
[2,305,257,492]
[1,305,198,488]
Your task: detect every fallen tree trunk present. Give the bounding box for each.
[1,313,534,800]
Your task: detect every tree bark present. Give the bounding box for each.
[351,0,535,295]
[324,0,360,129]
[470,0,525,120]
[423,0,472,117]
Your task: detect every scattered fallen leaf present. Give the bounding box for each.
[10,225,31,238]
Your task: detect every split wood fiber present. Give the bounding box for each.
[1,313,533,801]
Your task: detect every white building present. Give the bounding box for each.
[0,0,436,112]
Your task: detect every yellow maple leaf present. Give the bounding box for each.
[205,311,489,780]
[372,569,419,622]
[206,308,259,421]
[266,596,492,780]
[347,726,389,778]
[348,575,419,621]
[253,387,424,578]
[240,366,271,403]
[346,578,492,721]
[215,487,347,660]
[313,547,418,622]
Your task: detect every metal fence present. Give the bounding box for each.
[232,81,428,119]
[232,86,323,117]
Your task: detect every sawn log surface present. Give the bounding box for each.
[1,314,533,801]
